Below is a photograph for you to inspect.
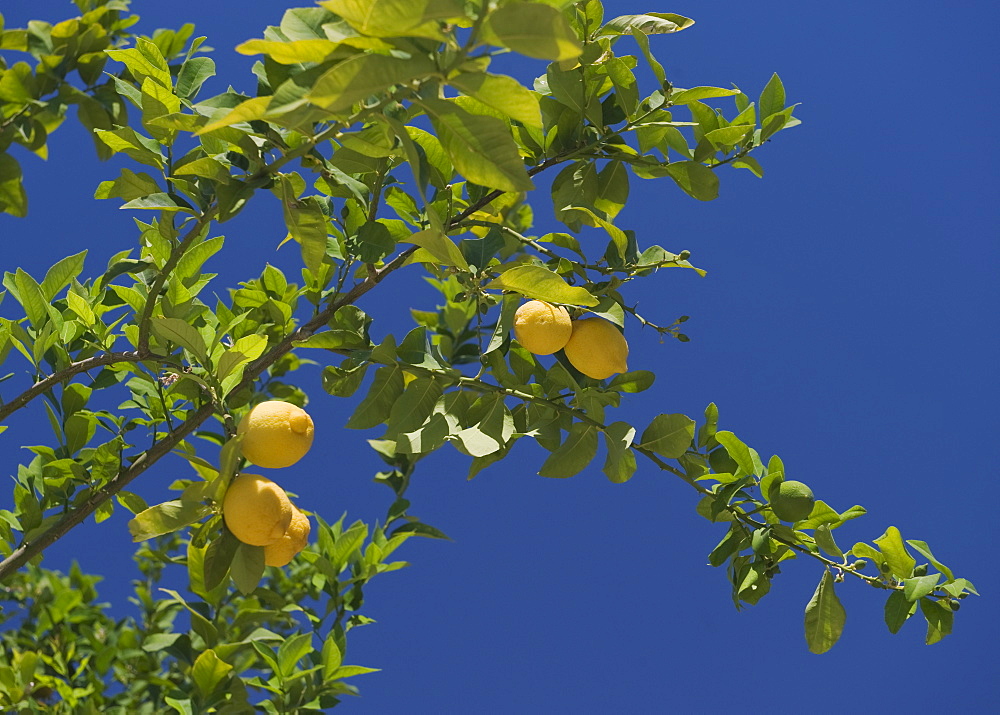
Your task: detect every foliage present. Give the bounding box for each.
[0,0,976,709]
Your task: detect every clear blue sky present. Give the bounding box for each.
[2,0,998,712]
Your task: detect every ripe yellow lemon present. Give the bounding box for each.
[563,317,628,380]
[223,473,294,546]
[513,300,573,355]
[237,400,315,469]
[264,506,311,567]
[770,480,815,523]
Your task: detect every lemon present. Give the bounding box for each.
[237,400,315,469]
[513,300,573,355]
[770,480,815,523]
[264,506,311,567]
[562,317,628,380]
[223,473,294,546]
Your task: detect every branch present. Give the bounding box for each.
[0,351,150,424]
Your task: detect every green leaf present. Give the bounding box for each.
[903,574,942,602]
[120,192,195,214]
[106,37,172,89]
[483,3,583,61]
[630,28,665,87]
[485,264,597,306]
[151,317,210,362]
[759,72,786,121]
[0,153,27,217]
[920,598,954,645]
[448,72,543,129]
[814,524,843,559]
[605,56,639,118]
[874,526,916,580]
[665,161,719,201]
[732,156,764,178]
[204,530,240,592]
[231,542,264,595]
[884,590,917,634]
[333,665,381,678]
[308,53,436,114]
[608,370,655,393]
[94,127,165,169]
[601,13,694,37]
[176,56,216,100]
[277,632,314,678]
[191,649,232,697]
[281,187,328,275]
[13,268,48,327]
[195,96,270,134]
[639,413,695,459]
[346,365,405,429]
[804,570,846,654]
[906,539,955,582]
[403,229,470,270]
[128,499,211,542]
[538,422,599,478]
[236,38,341,64]
[420,98,534,192]
[319,0,466,38]
[602,421,637,484]
[383,377,443,441]
[669,86,741,105]
[713,431,756,477]
[94,168,161,202]
[321,632,343,680]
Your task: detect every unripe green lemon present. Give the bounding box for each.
[562,317,628,380]
[770,480,815,523]
[264,506,311,567]
[513,300,573,355]
[223,473,293,546]
[237,400,315,469]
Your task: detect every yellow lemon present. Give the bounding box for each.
[563,317,628,380]
[264,506,311,567]
[237,400,315,469]
[770,480,815,523]
[513,300,573,355]
[223,473,294,546]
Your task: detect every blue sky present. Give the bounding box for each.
[2,0,998,711]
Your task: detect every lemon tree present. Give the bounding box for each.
[0,0,977,710]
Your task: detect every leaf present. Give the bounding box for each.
[403,229,470,270]
[176,57,216,100]
[333,665,381,678]
[665,161,719,201]
[128,500,211,542]
[814,524,843,559]
[0,152,27,217]
[759,72,786,122]
[669,86,741,105]
[486,264,597,306]
[713,431,756,476]
[804,570,846,654]
[105,38,172,89]
[277,633,314,678]
[151,318,210,362]
[191,649,232,698]
[538,422,599,478]
[120,192,195,214]
[602,421,637,484]
[230,542,265,595]
[309,53,436,114]
[420,98,534,192]
[204,530,240,592]
[346,365,405,429]
[608,370,655,393]
[874,526,916,580]
[906,539,955,582]
[448,72,542,128]
[94,168,162,203]
[884,590,917,634]
[319,0,466,38]
[13,268,48,327]
[281,188,328,275]
[920,598,954,645]
[903,574,942,602]
[236,38,341,64]
[195,96,270,134]
[639,414,695,459]
[483,3,583,61]
[600,13,694,37]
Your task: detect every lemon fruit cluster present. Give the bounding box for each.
[513,300,573,355]
[237,400,315,469]
[770,480,815,523]
[222,400,316,568]
[563,317,628,380]
[223,473,294,546]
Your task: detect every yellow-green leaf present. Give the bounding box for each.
[486,264,597,306]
